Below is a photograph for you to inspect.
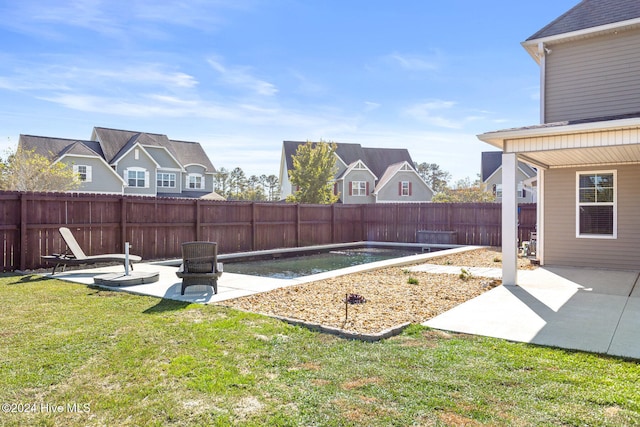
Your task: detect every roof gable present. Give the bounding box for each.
[19,135,103,161]
[374,161,432,194]
[527,0,640,41]
[339,160,377,180]
[481,151,536,183]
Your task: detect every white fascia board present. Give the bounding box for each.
[183,162,209,169]
[112,143,161,168]
[344,159,378,180]
[334,152,348,169]
[522,18,640,61]
[477,116,640,150]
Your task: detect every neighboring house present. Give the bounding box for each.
[279,141,434,203]
[18,127,222,199]
[477,0,640,285]
[481,151,537,203]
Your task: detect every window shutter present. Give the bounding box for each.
[334,183,338,195]
[366,182,370,195]
[86,166,92,182]
[398,182,402,195]
[409,182,412,196]
[349,182,353,196]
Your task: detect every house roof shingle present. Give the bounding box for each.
[282,141,414,180]
[19,135,104,160]
[527,0,640,41]
[92,127,215,172]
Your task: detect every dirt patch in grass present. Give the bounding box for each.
[218,248,536,335]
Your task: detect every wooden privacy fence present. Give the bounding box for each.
[0,191,536,272]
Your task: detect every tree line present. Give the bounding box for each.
[212,167,280,201]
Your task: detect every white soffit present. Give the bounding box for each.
[519,144,640,169]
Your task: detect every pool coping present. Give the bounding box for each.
[153,241,467,267]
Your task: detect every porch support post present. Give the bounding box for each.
[502,152,518,286]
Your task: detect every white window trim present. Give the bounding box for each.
[124,167,150,188]
[352,181,367,196]
[157,172,176,188]
[73,165,92,182]
[401,181,410,196]
[575,170,617,239]
[187,173,204,190]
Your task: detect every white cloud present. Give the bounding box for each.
[363,101,381,112]
[207,58,278,96]
[404,100,461,129]
[385,52,441,71]
[0,0,251,40]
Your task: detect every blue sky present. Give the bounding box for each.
[0,0,579,182]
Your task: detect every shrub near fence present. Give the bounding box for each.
[0,191,536,272]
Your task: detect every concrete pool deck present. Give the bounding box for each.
[39,245,640,359]
[42,246,482,304]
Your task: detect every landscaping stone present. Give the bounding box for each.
[217,248,535,336]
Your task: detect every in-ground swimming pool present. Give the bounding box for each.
[222,246,444,279]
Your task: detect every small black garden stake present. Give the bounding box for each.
[344,293,367,322]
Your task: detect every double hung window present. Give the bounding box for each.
[576,171,616,238]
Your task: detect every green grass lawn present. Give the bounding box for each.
[1,273,638,426]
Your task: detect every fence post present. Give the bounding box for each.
[195,199,201,241]
[251,202,256,251]
[19,193,28,271]
[296,203,301,247]
[361,204,366,242]
[120,196,127,251]
[331,204,336,243]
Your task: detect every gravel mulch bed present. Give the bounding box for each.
[217,247,537,336]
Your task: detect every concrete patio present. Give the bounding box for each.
[422,265,640,360]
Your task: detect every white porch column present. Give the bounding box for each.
[502,152,518,285]
[537,168,544,265]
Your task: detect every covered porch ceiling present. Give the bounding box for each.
[518,144,640,169]
[477,116,640,170]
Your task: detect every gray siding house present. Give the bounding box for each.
[481,151,537,203]
[279,141,434,203]
[19,127,222,199]
[477,0,640,284]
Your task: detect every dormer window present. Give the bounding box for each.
[188,173,204,189]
